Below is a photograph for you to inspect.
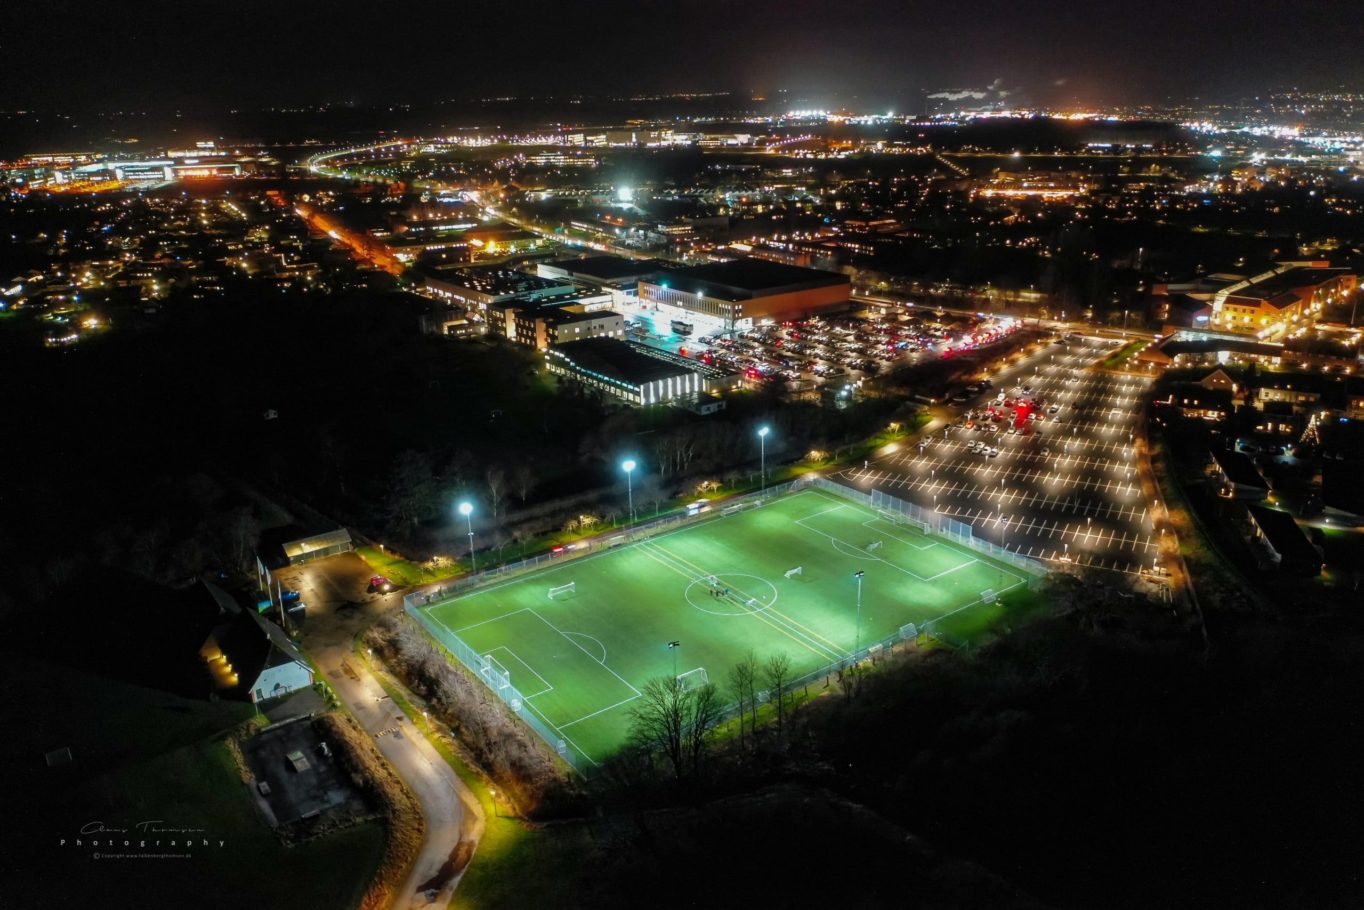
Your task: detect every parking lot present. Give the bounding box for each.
[842,334,1162,576]
[630,310,1020,389]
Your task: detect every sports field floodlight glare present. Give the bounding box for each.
[622,459,637,522]
[758,426,770,492]
[458,501,477,571]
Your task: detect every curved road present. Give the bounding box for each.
[278,554,483,908]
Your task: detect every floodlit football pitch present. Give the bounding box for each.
[420,487,1038,768]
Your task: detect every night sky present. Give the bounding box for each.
[3,0,1362,111]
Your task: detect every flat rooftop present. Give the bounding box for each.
[426,266,568,298]
[548,337,698,385]
[650,258,849,300]
[548,255,666,281]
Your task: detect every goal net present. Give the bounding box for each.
[481,654,511,690]
[676,667,710,691]
[784,565,803,578]
[878,509,907,525]
[548,581,576,599]
[866,540,883,552]
[981,588,997,604]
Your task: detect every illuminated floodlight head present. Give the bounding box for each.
[758,425,770,438]
[622,459,637,473]
[458,501,473,517]
[617,186,634,203]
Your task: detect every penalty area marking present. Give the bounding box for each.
[484,645,554,698]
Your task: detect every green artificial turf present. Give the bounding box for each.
[420,487,1037,768]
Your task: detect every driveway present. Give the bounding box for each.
[279,553,482,908]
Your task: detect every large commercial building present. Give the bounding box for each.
[637,258,850,334]
[487,289,621,350]
[546,338,740,406]
[1154,262,1358,338]
[537,255,666,307]
[422,266,576,309]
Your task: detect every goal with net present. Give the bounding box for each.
[866,540,883,552]
[548,581,576,599]
[877,509,907,525]
[481,653,511,690]
[980,588,997,604]
[784,565,803,578]
[676,667,709,691]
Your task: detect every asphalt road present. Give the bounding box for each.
[277,553,481,909]
[840,334,1164,578]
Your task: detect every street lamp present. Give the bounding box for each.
[758,426,770,492]
[621,459,637,523]
[458,501,476,571]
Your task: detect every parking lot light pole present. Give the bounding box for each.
[459,501,476,571]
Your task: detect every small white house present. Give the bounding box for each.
[199,582,313,703]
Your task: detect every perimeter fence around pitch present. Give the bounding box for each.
[406,480,804,605]
[401,480,802,775]
[403,475,1047,775]
[402,596,597,774]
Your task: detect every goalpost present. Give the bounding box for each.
[547,581,576,599]
[676,667,709,691]
[784,565,803,578]
[866,540,884,552]
[481,653,511,691]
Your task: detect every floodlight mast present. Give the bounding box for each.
[758,425,770,492]
[853,570,865,658]
[458,501,476,571]
[622,459,637,522]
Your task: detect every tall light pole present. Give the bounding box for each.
[458,501,476,571]
[853,570,865,659]
[621,459,637,523]
[758,425,770,492]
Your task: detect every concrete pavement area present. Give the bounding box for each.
[840,334,1167,580]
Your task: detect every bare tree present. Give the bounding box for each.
[837,664,865,700]
[386,449,436,533]
[763,652,793,735]
[628,676,724,780]
[485,466,508,520]
[441,449,476,491]
[728,650,759,744]
[514,464,536,504]
[629,677,686,779]
[685,682,724,775]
